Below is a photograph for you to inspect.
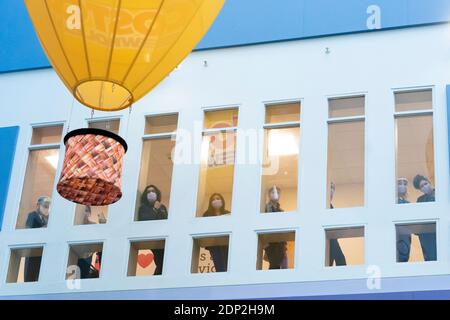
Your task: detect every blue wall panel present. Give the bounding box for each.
[1,0,450,73]
[0,126,19,231]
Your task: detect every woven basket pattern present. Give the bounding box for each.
[57,133,125,206]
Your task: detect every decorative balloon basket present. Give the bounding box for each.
[57,128,128,206]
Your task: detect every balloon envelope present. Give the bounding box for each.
[25,0,225,111]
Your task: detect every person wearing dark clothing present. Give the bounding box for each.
[264,242,288,269]
[138,185,168,221]
[264,186,283,213]
[152,249,165,275]
[77,252,102,279]
[397,175,437,262]
[24,197,50,281]
[203,193,230,272]
[328,182,347,266]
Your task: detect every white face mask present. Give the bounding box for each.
[421,183,433,195]
[147,192,157,203]
[270,187,279,201]
[398,185,407,195]
[211,199,223,209]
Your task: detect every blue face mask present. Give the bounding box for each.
[421,184,433,195]
[398,185,407,195]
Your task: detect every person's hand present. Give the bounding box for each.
[154,201,161,209]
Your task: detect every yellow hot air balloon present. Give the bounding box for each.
[24,0,225,111]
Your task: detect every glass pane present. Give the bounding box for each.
[257,232,295,270]
[325,227,364,267]
[136,138,175,221]
[145,114,178,135]
[17,149,59,229]
[128,240,166,277]
[396,223,437,262]
[395,90,432,113]
[261,127,300,213]
[66,243,103,280]
[327,121,365,209]
[191,236,229,273]
[7,247,43,283]
[265,102,300,124]
[88,119,120,134]
[396,115,435,204]
[204,109,238,129]
[31,125,63,145]
[196,131,236,217]
[74,205,108,225]
[329,96,365,118]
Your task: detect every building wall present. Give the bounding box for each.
[0,23,450,298]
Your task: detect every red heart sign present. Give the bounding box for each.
[138,252,154,269]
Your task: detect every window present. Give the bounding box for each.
[325,227,365,267]
[73,119,121,225]
[257,231,296,270]
[7,247,44,283]
[396,223,437,263]
[261,102,300,213]
[196,109,238,217]
[395,90,435,204]
[127,240,166,277]
[191,235,230,273]
[16,125,63,229]
[136,114,178,221]
[327,96,365,209]
[66,243,103,280]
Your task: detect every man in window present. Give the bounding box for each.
[413,175,435,203]
[25,196,50,229]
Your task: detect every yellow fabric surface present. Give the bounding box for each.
[25,0,225,111]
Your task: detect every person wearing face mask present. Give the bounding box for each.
[138,185,167,275]
[328,182,347,266]
[202,194,230,272]
[396,178,412,262]
[265,186,283,213]
[25,196,50,229]
[413,174,435,203]
[202,193,230,217]
[23,196,50,281]
[410,175,437,261]
[397,177,409,204]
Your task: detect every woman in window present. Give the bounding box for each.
[202,194,230,272]
[264,186,283,213]
[202,193,230,217]
[397,177,409,204]
[83,205,107,225]
[138,185,168,221]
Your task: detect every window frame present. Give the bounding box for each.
[125,236,168,278]
[189,232,232,275]
[325,93,367,211]
[194,105,240,218]
[258,99,302,215]
[14,122,65,231]
[64,240,106,281]
[5,243,46,284]
[132,112,179,223]
[392,86,436,206]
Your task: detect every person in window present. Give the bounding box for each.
[328,182,347,266]
[413,174,435,203]
[265,186,283,213]
[264,242,288,269]
[202,194,229,272]
[25,196,50,229]
[202,193,230,217]
[77,251,102,279]
[83,205,107,225]
[397,175,437,262]
[397,177,409,204]
[396,178,412,262]
[138,185,168,221]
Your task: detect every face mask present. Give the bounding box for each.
[211,199,223,209]
[421,184,433,195]
[270,187,279,201]
[40,206,49,216]
[398,185,407,195]
[147,192,157,203]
